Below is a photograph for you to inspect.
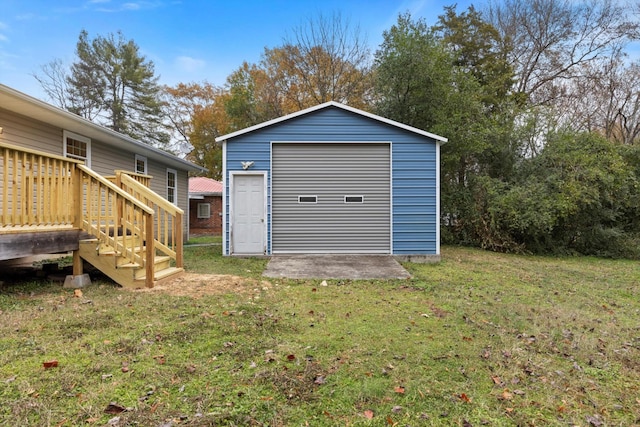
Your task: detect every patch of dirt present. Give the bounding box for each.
[134,273,273,298]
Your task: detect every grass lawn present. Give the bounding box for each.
[0,245,638,426]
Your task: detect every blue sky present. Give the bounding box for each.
[0,0,472,101]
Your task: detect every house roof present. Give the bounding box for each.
[0,84,205,173]
[215,101,448,144]
[189,177,222,195]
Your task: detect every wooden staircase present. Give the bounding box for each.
[78,238,183,288]
[0,142,185,289]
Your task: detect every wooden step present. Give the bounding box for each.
[79,239,183,289]
[134,267,184,287]
[133,255,171,279]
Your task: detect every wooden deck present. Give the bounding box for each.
[0,142,184,288]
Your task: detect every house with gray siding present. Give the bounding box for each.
[0,84,204,244]
[215,101,447,261]
[0,84,204,288]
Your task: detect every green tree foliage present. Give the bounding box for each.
[41,30,170,148]
[224,61,284,130]
[434,5,513,110]
[477,133,640,257]
[374,12,520,247]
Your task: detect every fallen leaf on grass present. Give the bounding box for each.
[43,360,59,369]
[386,415,394,425]
[394,386,405,394]
[586,415,603,427]
[104,402,127,414]
[491,375,501,385]
[363,410,374,419]
[498,389,513,401]
[458,393,471,403]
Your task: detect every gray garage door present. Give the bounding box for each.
[272,143,391,253]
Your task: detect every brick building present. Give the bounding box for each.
[189,177,222,236]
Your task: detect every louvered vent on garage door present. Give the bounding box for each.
[272,143,391,253]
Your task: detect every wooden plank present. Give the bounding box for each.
[0,230,80,261]
[2,147,7,224]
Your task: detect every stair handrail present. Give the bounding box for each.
[76,164,156,287]
[116,171,184,268]
[77,165,155,214]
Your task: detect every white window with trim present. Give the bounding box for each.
[135,154,147,174]
[197,202,211,218]
[63,131,91,167]
[167,168,177,204]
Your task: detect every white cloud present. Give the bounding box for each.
[0,21,8,43]
[175,55,206,73]
[122,3,142,10]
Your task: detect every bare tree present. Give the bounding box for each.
[564,58,640,144]
[486,0,639,106]
[280,12,374,109]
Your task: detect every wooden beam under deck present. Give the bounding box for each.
[0,229,80,261]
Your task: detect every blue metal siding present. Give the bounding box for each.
[224,107,439,255]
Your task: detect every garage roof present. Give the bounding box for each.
[0,84,205,173]
[215,101,448,144]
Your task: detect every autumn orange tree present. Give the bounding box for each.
[162,82,230,180]
[224,13,374,127]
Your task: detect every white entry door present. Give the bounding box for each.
[231,174,265,254]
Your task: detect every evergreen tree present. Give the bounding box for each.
[38,30,169,149]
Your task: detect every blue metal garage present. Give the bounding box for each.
[215,102,446,261]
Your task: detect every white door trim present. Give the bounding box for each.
[229,171,268,255]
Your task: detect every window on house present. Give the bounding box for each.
[135,155,147,174]
[298,195,318,203]
[167,169,177,204]
[344,195,364,203]
[63,131,91,167]
[197,203,211,219]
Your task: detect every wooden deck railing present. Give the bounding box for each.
[0,142,78,230]
[0,142,183,288]
[113,170,184,268]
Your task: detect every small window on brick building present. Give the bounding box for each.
[197,203,211,219]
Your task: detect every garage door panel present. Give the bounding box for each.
[272,143,390,253]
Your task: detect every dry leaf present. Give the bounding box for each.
[458,393,471,402]
[499,390,513,401]
[104,402,126,414]
[73,289,83,298]
[394,386,405,394]
[43,360,59,369]
[363,409,374,420]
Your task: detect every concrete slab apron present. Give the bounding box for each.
[263,255,411,280]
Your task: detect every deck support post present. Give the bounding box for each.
[63,273,91,288]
